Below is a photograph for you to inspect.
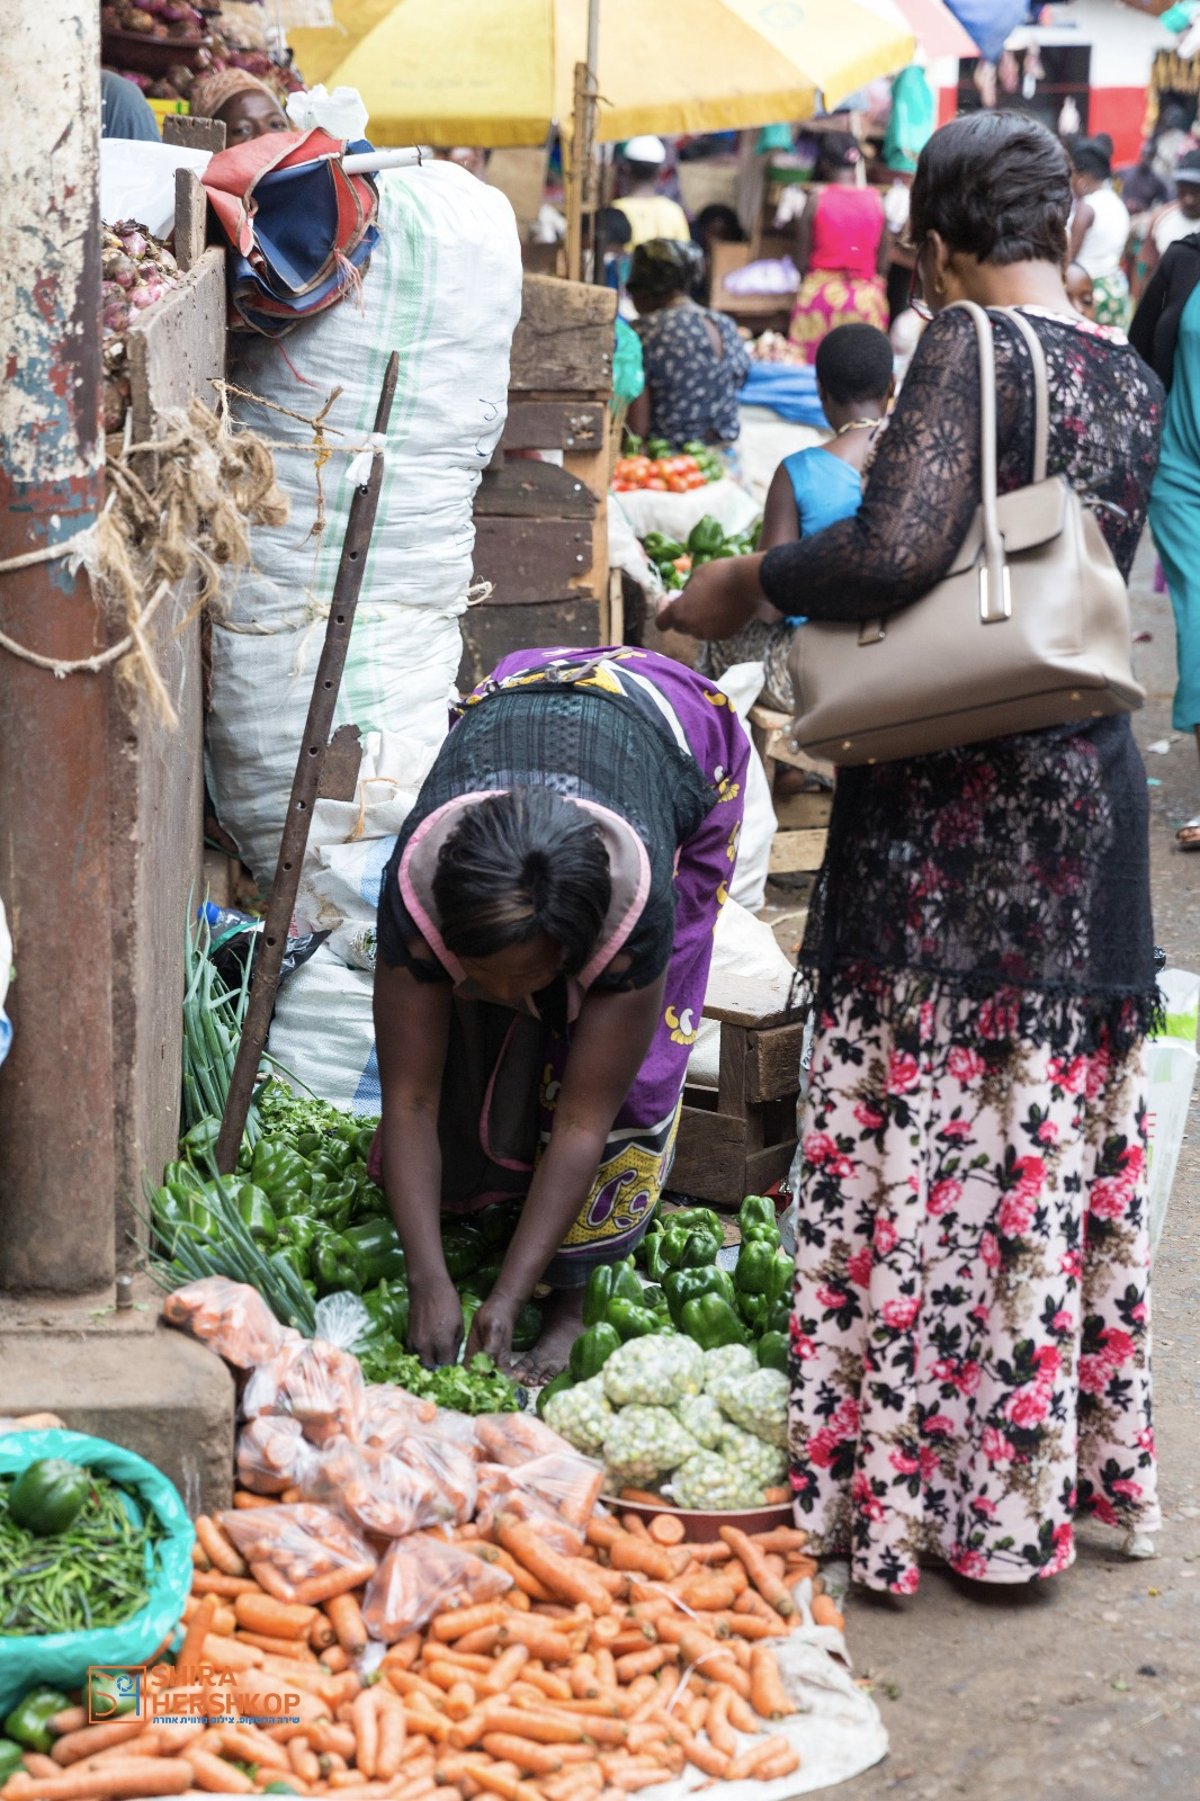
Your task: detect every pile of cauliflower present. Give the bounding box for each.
[544,1338,789,1510]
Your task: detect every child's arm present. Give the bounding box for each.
[757,464,801,551]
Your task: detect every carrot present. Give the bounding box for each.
[288,1738,322,1783]
[606,1537,684,1583]
[232,1489,275,1509]
[513,1666,574,1701]
[348,1688,378,1780]
[195,1514,247,1576]
[373,1696,407,1781]
[675,1576,738,1612]
[481,1733,569,1776]
[477,1645,529,1697]
[725,1692,761,1735]
[217,1724,289,1768]
[705,1687,736,1756]
[3,1758,195,1798]
[441,1756,543,1801]
[322,1644,351,1672]
[659,1719,729,1780]
[584,1519,623,1552]
[719,1611,788,1641]
[726,1733,794,1781]
[463,1544,554,1605]
[381,1633,423,1669]
[495,1622,579,1665]
[685,1541,733,1565]
[811,1593,845,1631]
[495,1521,612,1616]
[747,1527,808,1553]
[618,1513,649,1538]
[431,1603,512,1642]
[646,1514,685,1547]
[326,1591,369,1656]
[719,1527,794,1617]
[749,1645,793,1720]
[443,1683,477,1723]
[52,1722,145,1766]
[473,1711,587,1747]
[233,1590,316,1639]
[454,1625,506,1656]
[236,1630,318,1659]
[47,1709,87,1738]
[385,1670,446,1704]
[189,1749,256,1792]
[613,1646,674,1682]
[192,1569,258,1597]
[435,1651,496,1675]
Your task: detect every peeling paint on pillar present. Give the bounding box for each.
[0,3,118,1293]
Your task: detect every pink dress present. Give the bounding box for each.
[789,185,888,363]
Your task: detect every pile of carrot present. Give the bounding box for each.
[0,1498,845,1801]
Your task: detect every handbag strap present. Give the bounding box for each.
[949,300,1051,622]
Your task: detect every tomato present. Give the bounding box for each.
[677,456,700,475]
[612,479,632,492]
[666,475,690,492]
[673,555,693,572]
[645,477,669,490]
[684,470,707,490]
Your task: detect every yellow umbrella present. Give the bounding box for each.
[291,0,915,148]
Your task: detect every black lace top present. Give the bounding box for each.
[759,307,1164,1047]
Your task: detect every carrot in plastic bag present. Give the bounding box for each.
[219,1502,378,1604]
[162,1277,298,1369]
[362,1531,513,1645]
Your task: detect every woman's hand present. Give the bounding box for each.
[465,1289,520,1369]
[407,1273,465,1369]
[657,550,770,639]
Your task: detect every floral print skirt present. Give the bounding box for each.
[788,970,1159,1592]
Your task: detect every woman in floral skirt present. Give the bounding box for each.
[659,111,1162,1592]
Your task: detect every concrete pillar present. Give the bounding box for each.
[0,3,115,1291]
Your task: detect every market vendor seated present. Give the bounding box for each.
[190,69,291,142]
[370,646,747,1379]
[627,239,751,450]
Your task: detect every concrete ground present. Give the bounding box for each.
[832,539,1200,1800]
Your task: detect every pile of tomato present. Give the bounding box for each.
[612,452,714,493]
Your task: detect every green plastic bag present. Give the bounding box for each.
[0,1430,195,1716]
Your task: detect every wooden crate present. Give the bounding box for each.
[464,275,616,685]
[669,972,803,1208]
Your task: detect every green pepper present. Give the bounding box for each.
[442,1222,485,1282]
[659,1225,720,1272]
[352,1177,389,1219]
[643,1235,673,1284]
[662,1263,737,1330]
[317,1137,354,1173]
[767,1293,792,1334]
[512,1301,543,1353]
[162,1159,205,1194]
[343,1218,407,1285]
[181,1115,221,1160]
[734,1238,778,1301]
[234,1182,277,1248]
[295,1131,324,1159]
[0,1742,24,1783]
[680,1294,749,1350]
[687,516,725,557]
[5,1687,71,1755]
[569,1321,621,1382]
[461,1292,482,1334]
[361,1276,410,1338]
[311,1231,366,1295]
[738,1195,779,1243]
[582,1264,616,1327]
[251,1140,312,1199]
[666,1207,723,1247]
[642,1283,670,1315]
[354,1125,378,1162]
[610,1258,645,1306]
[537,1370,573,1417]
[608,1299,661,1341]
[9,1459,91,1536]
[756,1330,790,1372]
[309,1177,356,1232]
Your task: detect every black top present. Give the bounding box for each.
[377,681,714,997]
[1129,233,1200,390]
[758,307,1164,1048]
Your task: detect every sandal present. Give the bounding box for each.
[1176,816,1200,851]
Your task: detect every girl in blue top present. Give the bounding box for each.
[697,323,894,712]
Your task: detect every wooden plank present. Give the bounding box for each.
[746,1021,807,1105]
[472,517,594,605]
[744,1141,798,1194]
[702,968,798,1030]
[563,429,610,614]
[716,1022,749,1120]
[671,1108,749,1207]
[174,168,208,274]
[502,400,607,452]
[475,460,598,519]
[126,247,226,443]
[458,597,602,692]
[162,114,226,152]
[769,829,827,875]
[509,274,616,394]
[773,789,833,830]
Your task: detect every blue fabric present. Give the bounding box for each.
[1149,283,1200,730]
[740,362,829,426]
[777,447,864,625]
[944,0,1026,62]
[100,72,160,142]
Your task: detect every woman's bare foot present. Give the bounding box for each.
[514,1287,586,1386]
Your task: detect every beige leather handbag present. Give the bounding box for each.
[787,302,1144,766]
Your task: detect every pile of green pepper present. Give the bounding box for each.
[642,516,760,592]
[550,1196,791,1408]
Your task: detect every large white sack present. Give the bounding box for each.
[269,943,379,1114]
[713,660,773,914]
[207,161,522,878]
[688,899,796,1091]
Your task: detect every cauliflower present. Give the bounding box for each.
[702,1343,757,1397]
[717,1368,789,1449]
[603,1334,704,1407]
[671,1452,764,1511]
[544,1373,613,1457]
[603,1405,699,1487]
[674,1392,724,1451]
[718,1422,787,1490]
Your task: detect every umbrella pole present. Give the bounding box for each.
[213,352,400,1174]
[565,0,601,282]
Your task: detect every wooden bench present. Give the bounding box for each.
[670,971,805,1208]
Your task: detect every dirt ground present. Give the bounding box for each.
[825,539,1200,1800]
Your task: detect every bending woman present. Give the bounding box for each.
[371,648,747,1377]
[661,112,1161,1592]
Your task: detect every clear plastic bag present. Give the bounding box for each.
[296,1434,452,1538]
[362,1530,513,1644]
[393,1429,478,1525]
[236,1414,307,1495]
[474,1471,586,1555]
[361,1384,440,1449]
[242,1337,366,1445]
[163,1277,298,1370]
[220,1502,377,1605]
[473,1413,573,1467]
